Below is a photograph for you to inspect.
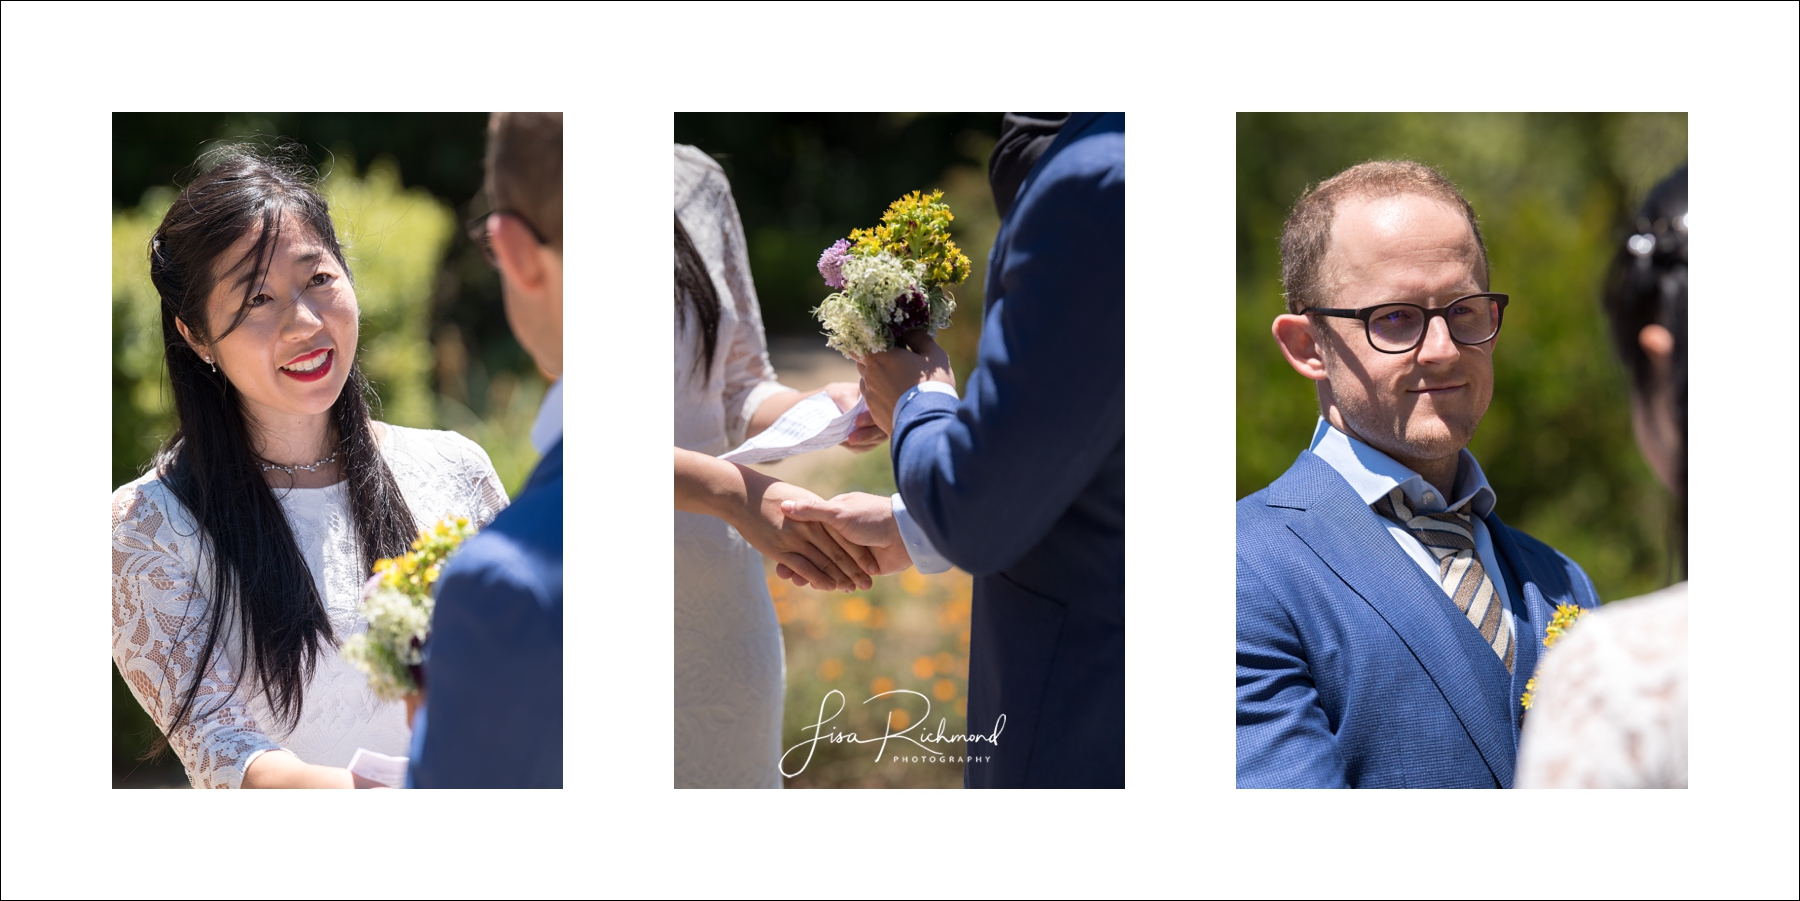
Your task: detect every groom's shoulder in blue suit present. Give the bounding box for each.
[1236,450,1598,789]
[410,440,563,789]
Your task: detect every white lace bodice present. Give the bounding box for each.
[111,425,509,789]
[1517,583,1688,788]
[673,145,791,787]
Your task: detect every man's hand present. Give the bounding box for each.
[821,381,887,453]
[856,332,954,435]
[744,480,877,591]
[774,492,913,586]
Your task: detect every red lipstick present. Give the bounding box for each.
[279,348,333,383]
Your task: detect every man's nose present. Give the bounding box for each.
[1415,314,1460,364]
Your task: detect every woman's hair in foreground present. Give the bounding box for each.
[145,144,417,754]
[674,214,721,378]
[1602,165,1687,567]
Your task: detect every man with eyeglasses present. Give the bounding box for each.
[1236,160,1600,789]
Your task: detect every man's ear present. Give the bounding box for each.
[1272,313,1329,381]
[490,215,548,294]
[1638,323,1674,370]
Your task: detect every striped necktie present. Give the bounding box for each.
[1373,487,1516,673]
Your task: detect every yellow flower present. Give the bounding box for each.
[912,656,936,680]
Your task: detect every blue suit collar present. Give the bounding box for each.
[523,439,563,496]
[1270,451,1518,787]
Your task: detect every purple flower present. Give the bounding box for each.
[884,287,931,345]
[817,239,852,288]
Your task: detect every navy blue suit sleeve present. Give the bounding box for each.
[1236,556,1348,788]
[408,532,563,788]
[891,127,1125,576]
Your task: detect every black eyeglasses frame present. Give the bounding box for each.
[1305,292,1511,354]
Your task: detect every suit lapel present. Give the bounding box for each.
[1483,512,1542,748]
[1275,453,1516,787]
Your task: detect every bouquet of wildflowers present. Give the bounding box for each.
[341,516,478,702]
[813,190,972,359]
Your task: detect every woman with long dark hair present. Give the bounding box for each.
[111,147,507,788]
[1517,167,1688,788]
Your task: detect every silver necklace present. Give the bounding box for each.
[259,452,338,474]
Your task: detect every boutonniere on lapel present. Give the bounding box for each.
[1520,603,1590,714]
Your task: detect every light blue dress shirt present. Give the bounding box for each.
[1307,418,1514,623]
[889,381,958,574]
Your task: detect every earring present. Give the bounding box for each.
[206,357,216,373]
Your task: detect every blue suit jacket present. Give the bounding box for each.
[409,439,563,788]
[892,112,1124,788]
[1236,451,1600,788]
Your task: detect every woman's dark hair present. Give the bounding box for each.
[1602,165,1686,572]
[674,214,720,378]
[146,145,418,753]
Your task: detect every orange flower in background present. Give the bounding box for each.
[955,698,967,717]
[817,658,844,681]
[837,596,871,623]
[888,709,911,731]
[900,570,929,596]
[869,607,890,629]
[933,679,957,701]
[872,676,895,695]
[934,651,955,674]
[767,576,789,599]
[912,656,936,679]
[807,619,829,641]
[853,638,875,660]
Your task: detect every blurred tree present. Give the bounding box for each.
[1236,112,1687,601]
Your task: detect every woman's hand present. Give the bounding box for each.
[775,492,913,583]
[821,381,887,453]
[242,749,360,788]
[675,447,876,592]
[739,478,876,592]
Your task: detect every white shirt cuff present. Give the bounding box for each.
[890,492,953,575]
[894,379,959,422]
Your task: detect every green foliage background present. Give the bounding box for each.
[1236,112,1687,602]
[112,114,545,786]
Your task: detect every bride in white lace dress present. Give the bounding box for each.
[111,150,507,789]
[672,145,885,788]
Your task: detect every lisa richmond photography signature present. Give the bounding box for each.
[779,689,1006,778]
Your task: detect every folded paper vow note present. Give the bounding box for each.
[347,747,409,788]
[717,393,865,465]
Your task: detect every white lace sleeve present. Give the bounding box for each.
[443,430,509,525]
[683,151,795,447]
[111,482,282,789]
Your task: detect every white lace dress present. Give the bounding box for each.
[111,425,509,789]
[674,144,797,788]
[1516,583,1688,788]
